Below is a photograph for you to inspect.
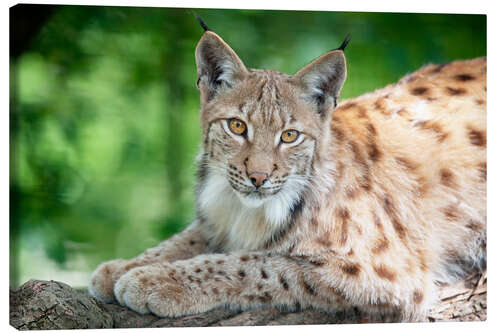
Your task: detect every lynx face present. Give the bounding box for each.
[194,32,347,248]
[202,71,319,208]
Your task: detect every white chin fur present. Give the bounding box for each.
[198,169,306,250]
[235,191,269,208]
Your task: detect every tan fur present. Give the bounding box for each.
[89,31,486,321]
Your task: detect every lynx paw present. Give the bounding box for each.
[114,265,208,317]
[88,259,131,303]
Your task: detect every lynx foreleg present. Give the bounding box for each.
[113,252,346,317]
[114,251,431,320]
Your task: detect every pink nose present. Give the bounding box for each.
[248,172,269,187]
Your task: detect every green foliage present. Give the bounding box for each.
[10,6,486,287]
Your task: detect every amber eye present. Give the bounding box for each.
[228,118,247,136]
[281,129,299,143]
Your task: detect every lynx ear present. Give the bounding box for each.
[195,31,248,101]
[293,48,347,115]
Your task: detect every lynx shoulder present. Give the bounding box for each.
[89,27,486,321]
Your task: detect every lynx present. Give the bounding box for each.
[89,21,486,322]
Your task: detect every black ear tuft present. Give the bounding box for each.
[192,11,211,32]
[337,34,351,51]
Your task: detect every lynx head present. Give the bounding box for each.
[195,30,347,234]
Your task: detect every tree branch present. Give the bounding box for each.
[10,273,486,329]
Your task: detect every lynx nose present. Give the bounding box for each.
[248,172,269,188]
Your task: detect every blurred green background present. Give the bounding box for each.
[10,5,486,288]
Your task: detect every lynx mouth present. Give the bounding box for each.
[247,188,280,198]
[232,186,282,207]
[227,178,280,196]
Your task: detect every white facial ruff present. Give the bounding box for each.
[198,169,307,251]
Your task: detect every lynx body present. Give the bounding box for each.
[89,30,486,321]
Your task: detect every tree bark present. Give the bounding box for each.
[10,272,486,329]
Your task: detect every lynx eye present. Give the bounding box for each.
[228,118,247,136]
[281,129,299,143]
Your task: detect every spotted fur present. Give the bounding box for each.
[89,31,486,322]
